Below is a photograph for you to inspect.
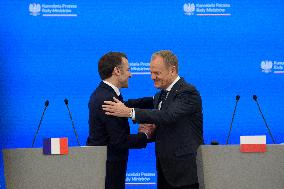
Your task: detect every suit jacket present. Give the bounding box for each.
[86,81,148,161]
[128,78,203,187]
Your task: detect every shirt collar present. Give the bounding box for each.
[103,80,120,96]
[165,76,180,92]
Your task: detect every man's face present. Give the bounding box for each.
[150,55,174,89]
[117,57,132,88]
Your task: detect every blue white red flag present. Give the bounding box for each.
[43,138,68,155]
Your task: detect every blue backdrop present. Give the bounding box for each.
[1,0,284,188]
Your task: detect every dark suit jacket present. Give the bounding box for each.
[128,78,203,187]
[87,82,147,161]
[86,81,148,188]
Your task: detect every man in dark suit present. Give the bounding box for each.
[86,52,154,189]
[103,50,203,189]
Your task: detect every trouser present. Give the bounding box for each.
[105,160,127,189]
[157,158,199,189]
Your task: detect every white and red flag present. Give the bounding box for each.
[43,137,68,155]
[240,135,266,153]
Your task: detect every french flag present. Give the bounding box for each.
[43,138,68,155]
[240,135,266,153]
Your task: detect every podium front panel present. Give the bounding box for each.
[197,145,284,189]
[3,146,107,189]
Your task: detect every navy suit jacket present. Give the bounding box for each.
[129,78,204,187]
[86,81,148,161]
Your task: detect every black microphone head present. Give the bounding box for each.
[253,95,257,101]
[210,140,219,145]
[236,95,240,101]
[64,98,69,105]
[45,100,49,107]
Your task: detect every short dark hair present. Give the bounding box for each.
[98,52,127,80]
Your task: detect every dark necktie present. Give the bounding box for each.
[159,90,168,109]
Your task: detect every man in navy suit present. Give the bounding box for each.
[86,52,154,189]
[103,50,203,189]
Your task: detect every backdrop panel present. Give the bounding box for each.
[1,0,284,188]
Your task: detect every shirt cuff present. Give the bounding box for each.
[131,108,135,120]
[142,132,149,139]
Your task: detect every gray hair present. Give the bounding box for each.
[151,50,178,72]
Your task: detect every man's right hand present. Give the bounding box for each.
[138,124,156,139]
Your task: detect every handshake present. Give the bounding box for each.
[138,124,156,139]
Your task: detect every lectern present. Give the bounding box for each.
[3,146,106,189]
[196,145,284,189]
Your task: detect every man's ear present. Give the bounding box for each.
[113,67,121,76]
[171,66,176,74]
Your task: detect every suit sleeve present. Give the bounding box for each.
[134,89,202,126]
[125,97,154,109]
[99,100,148,150]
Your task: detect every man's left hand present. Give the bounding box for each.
[102,97,131,117]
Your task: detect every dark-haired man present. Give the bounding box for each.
[86,52,154,189]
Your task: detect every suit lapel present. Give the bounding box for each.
[153,93,160,109]
[160,78,184,110]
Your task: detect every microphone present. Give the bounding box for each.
[252,95,276,144]
[210,140,219,145]
[226,95,240,144]
[32,100,49,147]
[64,98,81,146]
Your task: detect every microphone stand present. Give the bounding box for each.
[64,99,81,146]
[32,100,49,147]
[253,95,276,144]
[226,95,240,145]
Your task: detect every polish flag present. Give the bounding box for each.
[43,138,68,155]
[240,135,266,153]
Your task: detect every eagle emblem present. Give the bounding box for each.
[183,3,195,15]
[261,61,273,73]
[29,3,41,16]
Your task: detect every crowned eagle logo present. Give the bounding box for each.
[261,60,273,73]
[183,3,195,15]
[29,3,41,16]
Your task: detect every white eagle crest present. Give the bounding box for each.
[29,3,41,16]
[261,61,273,73]
[183,3,195,15]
